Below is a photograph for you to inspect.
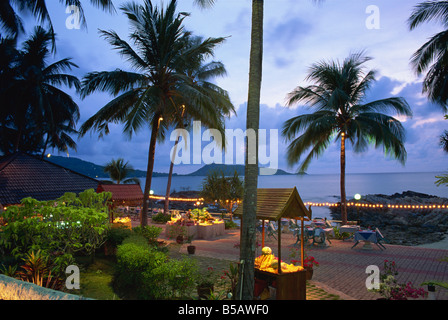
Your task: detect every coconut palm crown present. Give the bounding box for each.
[282,52,413,224]
[408,0,448,111]
[78,0,234,226]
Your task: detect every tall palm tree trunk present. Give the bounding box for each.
[340,132,347,225]
[164,136,180,214]
[238,0,263,301]
[141,116,161,227]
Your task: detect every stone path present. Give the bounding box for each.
[140,221,448,300]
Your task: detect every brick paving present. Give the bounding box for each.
[140,221,448,300]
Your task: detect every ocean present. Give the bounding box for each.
[139,172,448,219]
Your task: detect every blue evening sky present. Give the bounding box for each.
[22,0,448,175]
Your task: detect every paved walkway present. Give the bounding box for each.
[140,221,448,300]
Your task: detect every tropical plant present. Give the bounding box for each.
[0,26,80,155]
[408,0,448,111]
[15,250,64,290]
[200,170,243,220]
[0,190,111,262]
[282,52,412,225]
[163,35,235,214]
[103,158,140,184]
[78,0,233,228]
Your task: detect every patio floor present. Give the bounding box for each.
[138,221,448,300]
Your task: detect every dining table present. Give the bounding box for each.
[351,230,386,250]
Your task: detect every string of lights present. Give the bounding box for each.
[148,195,447,210]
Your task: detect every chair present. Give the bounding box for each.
[293,226,310,247]
[375,228,387,250]
[312,227,328,246]
[267,221,277,240]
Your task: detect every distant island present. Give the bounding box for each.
[187,163,295,176]
[45,156,297,178]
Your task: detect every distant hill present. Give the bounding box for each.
[186,164,295,176]
[45,155,173,178]
[45,155,296,179]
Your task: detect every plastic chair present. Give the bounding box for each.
[293,226,310,247]
[312,227,327,246]
[375,228,387,250]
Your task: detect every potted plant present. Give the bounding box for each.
[197,267,217,299]
[167,223,186,244]
[289,248,319,280]
[303,256,319,280]
[186,234,196,254]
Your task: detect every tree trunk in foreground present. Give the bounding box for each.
[141,116,161,227]
[238,0,264,301]
[340,132,347,225]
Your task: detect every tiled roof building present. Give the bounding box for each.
[97,184,143,207]
[0,153,100,205]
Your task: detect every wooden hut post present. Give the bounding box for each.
[301,218,304,267]
[261,220,265,248]
[278,221,282,274]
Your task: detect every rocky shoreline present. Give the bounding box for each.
[330,191,448,246]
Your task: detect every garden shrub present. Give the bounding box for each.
[151,212,171,223]
[0,189,111,261]
[132,225,162,245]
[114,236,199,299]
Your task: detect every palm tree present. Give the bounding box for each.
[0,26,80,155]
[163,35,234,214]
[0,0,115,43]
[195,0,324,300]
[104,158,140,184]
[282,52,413,225]
[79,0,233,227]
[408,1,448,111]
[200,170,243,220]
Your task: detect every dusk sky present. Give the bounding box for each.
[26,0,448,175]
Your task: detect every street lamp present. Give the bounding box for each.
[354,194,361,225]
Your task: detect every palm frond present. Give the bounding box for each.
[408,0,448,30]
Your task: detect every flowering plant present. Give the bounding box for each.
[303,256,319,269]
[197,267,217,287]
[370,260,427,300]
[289,248,319,268]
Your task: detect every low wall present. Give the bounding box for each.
[0,274,89,300]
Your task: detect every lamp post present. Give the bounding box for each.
[354,193,361,225]
[150,190,154,215]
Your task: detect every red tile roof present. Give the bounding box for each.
[97,184,143,203]
[0,153,100,205]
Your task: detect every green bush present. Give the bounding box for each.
[224,220,239,230]
[114,236,198,299]
[132,225,162,245]
[105,226,132,248]
[151,212,171,223]
[0,189,111,260]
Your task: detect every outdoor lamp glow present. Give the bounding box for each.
[354,194,361,200]
[150,190,154,195]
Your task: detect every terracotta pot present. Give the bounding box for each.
[305,267,313,280]
[187,245,196,254]
[197,285,214,299]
